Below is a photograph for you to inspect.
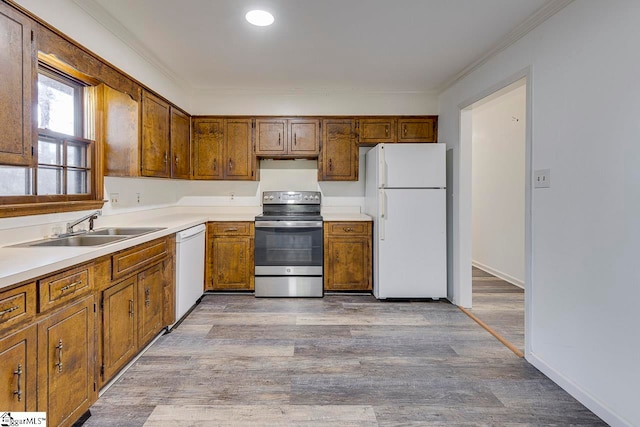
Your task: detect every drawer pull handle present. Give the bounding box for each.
[129,299,134,318]
[213,158,217,172]
[278,133,281,146]
[55,339,63,373]
[385,126,389,136]
[403,125,407,136]
[60,281,82,292]
[145,287,151,307]
[0,305,20,316]
[343,227,354,232]
[294,133,297,145]
[224,228,238,232]
[14,363,22,402]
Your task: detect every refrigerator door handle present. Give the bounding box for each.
[379,189,385,240]
[379,144,386,188]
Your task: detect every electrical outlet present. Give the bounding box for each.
[110,193,120,205]
[136,193,141,204]
[534,169,551,188]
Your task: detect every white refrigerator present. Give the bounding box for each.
[364,143,447,299]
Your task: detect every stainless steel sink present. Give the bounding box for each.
[8,227,165,247]
[89,227,165,236]
[22,235,129,247]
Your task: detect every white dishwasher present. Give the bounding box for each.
[174,224,206,326]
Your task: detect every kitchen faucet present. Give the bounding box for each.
[65,210,101,235]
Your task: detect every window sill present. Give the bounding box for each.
[0,200,106,218]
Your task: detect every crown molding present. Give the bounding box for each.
[190,87,440,97]
[72,0,190,91]
[436,0,574,94]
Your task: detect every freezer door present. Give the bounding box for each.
[382,143,446,188]
[376,188,446,299]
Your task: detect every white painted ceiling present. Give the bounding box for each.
[79,0,550,93]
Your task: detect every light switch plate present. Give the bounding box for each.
[534,169,551,188]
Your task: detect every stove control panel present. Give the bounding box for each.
[262,191,321,205]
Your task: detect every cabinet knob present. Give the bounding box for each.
[403,125,407,136]
[329,158,333,171]
[229,159,233,170]
[213,159,217,172]
[385,126,389,136]
[175,156,179,165]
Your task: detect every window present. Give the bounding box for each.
[0,62,100,213]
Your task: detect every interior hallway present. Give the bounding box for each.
[83,294,602,426]
[469,266,525,353]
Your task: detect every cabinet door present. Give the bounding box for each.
[255,119,287,156]
[224,118,255,180]
[289,119,320,155]
[0,324,36,411]
[38,295,95,427]
[325,237,371,291]
[98,84,140,177]
[212,237,253,290]
[137,263,164,347]
[102,277,136,384]
[170,108,190,179]
[320,119,357,181]
[192,118,223,180]
[358,118,396,144]
[141,90,170,177]
[397,117,437,142]
[0,3,35,166]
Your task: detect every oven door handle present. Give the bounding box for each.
[255,221,323,228]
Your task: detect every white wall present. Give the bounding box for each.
[471,84,525,286]
[438,1,640,426]
[14,0,190,111]
[190,89,438,116]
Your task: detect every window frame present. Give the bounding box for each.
[0,56,104,217]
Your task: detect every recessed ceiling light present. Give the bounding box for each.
[245,10,274,26]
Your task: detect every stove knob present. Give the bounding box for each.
[269,195,274,200]
[263,195,268,200]
[304,196,309,200]
[314,195,319,200]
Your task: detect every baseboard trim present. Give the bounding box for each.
[528,352,632,427]
[472,260,524,289]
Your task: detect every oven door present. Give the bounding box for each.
[254,221,323,275]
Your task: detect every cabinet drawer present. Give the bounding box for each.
[112,238,169,280]
[326,222,371,236]
[38,265,92,313]
[210,222,252,236]
[0,282,36,330]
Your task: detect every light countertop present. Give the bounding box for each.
[0,207,371,290]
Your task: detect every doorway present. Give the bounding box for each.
[457,77,530,357]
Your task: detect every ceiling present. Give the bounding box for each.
[76,0,556,94]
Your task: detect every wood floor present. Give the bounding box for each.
[83,294,605,426]
[470,267,525,353]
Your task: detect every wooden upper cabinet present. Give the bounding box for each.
[397,117,437,142]
[358,118,396,144]
[192,118,223,180]
[170,107,190,179]
[141,90,171,177]
[255,119,287,156]
[255,118,319,157]
[289,119,320,155]
[0,3,35,166]
[320,119,357,181]
[98,84,141,177]
[224,118,256,180]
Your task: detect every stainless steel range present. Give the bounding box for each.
[254,191,323,297]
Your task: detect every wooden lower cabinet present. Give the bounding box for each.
[38,295,96,427]
[0,324,37,411]
[324,222,372,291]
[101,277,137,383]
[101,257,173,386]
[137,262,165,346]
[206,222,254,291]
